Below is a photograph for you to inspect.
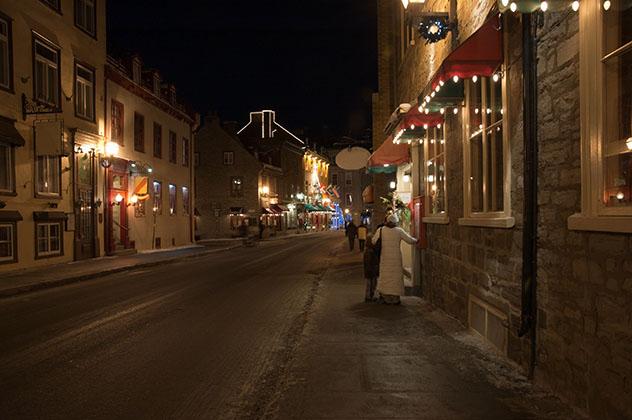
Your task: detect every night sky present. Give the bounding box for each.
[107,1,377,143]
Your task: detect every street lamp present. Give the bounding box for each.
[101,141,119,168]
[261,185,270,196]
[389,181,397,190]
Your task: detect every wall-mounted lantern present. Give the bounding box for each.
[101,141,119,169]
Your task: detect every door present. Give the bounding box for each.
[106,162,129,254]
[75,150,95,260]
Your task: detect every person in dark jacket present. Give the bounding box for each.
[346,221,358,251]
[363,234,379,301]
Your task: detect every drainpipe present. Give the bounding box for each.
[518,12,538,380]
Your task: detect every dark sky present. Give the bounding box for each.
[106,1,377,142]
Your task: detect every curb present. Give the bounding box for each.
[0,244,242,299]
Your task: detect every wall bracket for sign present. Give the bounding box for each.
[22,94,61,121]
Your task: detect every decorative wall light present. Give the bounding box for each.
[101,141,119,168]
[112,193,124,206]
[626,137,632,151]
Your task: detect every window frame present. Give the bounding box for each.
[152,180,162,215]
[133,112,145,153]
[110,99,124,146]
[169,131,177,164]
[424,124,449,224]
[0,222,17,264]
[74,0,97,38]
[569,1,632,233]
[0,142,15,195]
[182,137,189,167]
[0,13,14,93]
[223,151,234,165]
[182,186,190,215]
[153,122,162,158]
[74,61,95,122]
[35,155,62,198]
[39,0,62,13]
[459,66,514,229]
[32,34,61,109]
[230,176,243,197]
[168,183,177,216]
[35,221,63,259]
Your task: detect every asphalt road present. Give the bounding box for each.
[0,232,339,420]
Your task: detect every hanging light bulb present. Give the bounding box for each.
[424,108,430,114]
[453,75,459,83]
[603,0,611,10]
[501,0,509,6]
[418,105,424,113]
[475,108,480,114]
[431,91,436,98]
[540,1,548,12]
[572,0,579,11]
[439,80,445,86]
[435,85,441,92]
[410,124,415,130]
[423,124,429,129]
[437,124,442,129]
[453,107,459,115]
[425,95,431,103]
[472,75,478,83]
[492,73,500,82]
[440,108,445,114]
[510,2,517,12]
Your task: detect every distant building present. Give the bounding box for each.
[327,150,373,226]
[194,115,261,238]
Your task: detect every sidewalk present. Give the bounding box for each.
[271,244,579,419]
[0,243,240,299]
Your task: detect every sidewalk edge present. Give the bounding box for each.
[0,244,241,299]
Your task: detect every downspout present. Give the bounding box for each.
[518,12,539,380]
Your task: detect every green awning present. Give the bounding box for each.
[304,204,318,212]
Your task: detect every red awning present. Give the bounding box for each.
[426,14,503,93]
[398,107,444,131]
[367,135,410,168]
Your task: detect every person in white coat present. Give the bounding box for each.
[372,213,418,304]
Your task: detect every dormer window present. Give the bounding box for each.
[131,57,141,84]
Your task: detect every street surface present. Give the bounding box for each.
[0,232,574,419]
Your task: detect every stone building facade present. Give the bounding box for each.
[194,115,261,239]
[0,0,107,271]
[374,1,632,418]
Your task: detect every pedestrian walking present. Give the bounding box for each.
[363,235,379,302]
[357,223,368,251]
[258,219,265,240]
[372,214,417,305]
[346,221,358,251]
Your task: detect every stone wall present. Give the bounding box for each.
[375,1,632,418]
[536,12,632,419]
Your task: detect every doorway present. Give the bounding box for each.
[75,149,96,260]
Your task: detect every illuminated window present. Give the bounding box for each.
[425,126,447,216]
[182,186,190,215]
[36,222,62,258]
[153,181,162,215]
[231,177,243,197]
[169,184,176,215]
[223,151,234,165]
[36,156,61,196]
[111,100,124,145]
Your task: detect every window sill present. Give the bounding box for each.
[567,214,632,234]
[423,215,449,225]
[458,216,515,229]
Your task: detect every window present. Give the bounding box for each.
[571,1,632,233]
[36,222,62,257]
[345,172,352,186]
[460,75,513,228]
[425,125,447,217]
[331,173,338,186]
[75,63,94,120]
[153,122,162,158]
[169,131,177,163]
[0,15,13,91]
[182,186,190,215]
[182,137,189,167]
[223,151,234,165]
[33,37,60,108]
[134,112,144,152]
[74,0,96,37]
[169,184,176,215]
[40,0,61,12]
[36,156,61,196]
[231,177,243,197]
[0,142,14,193]
[111,100,124,145]
[153,181,162,215]
[0,223,16,263]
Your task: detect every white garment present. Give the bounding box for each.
[372,226,417,296]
